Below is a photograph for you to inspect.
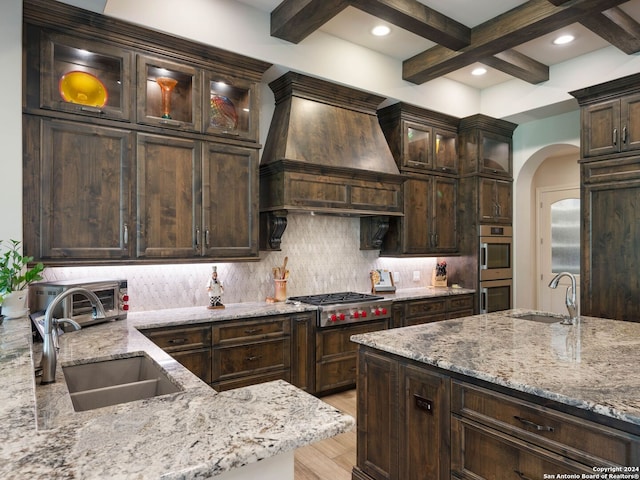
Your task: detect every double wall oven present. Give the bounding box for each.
[479,225,513,313]
[288,292,392,394]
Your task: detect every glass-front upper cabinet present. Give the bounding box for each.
[434,129,458,173]
[403,122,433,171]
[40,32,133,121]
[204,73,258,141]
[480,131,512,177]
[137,55,201,131]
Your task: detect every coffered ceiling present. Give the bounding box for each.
[237,0,640,90]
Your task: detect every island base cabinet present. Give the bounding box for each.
[451,416,592,479]
[399,364,450,480]
[355,349,450,480]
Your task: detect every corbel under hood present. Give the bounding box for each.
[259,72,403,221]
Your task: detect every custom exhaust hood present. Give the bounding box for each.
[259,71,403,250]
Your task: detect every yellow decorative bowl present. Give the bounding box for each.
[59,71,108,107]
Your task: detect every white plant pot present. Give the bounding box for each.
[2,290,29,318]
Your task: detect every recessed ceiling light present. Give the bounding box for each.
[371,25,391,37]
[553,34,575,45]
[471,67,487,76]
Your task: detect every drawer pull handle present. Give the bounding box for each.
[244,328,263,334]
[168,338,188,345]
[246,355,262,361]
[514,416,554,432]
[514,470,533,480]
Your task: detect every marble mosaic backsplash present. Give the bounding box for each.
[41,215,440,311]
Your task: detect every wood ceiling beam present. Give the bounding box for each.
[482,49,550,84]
[270,0,470,50]
[271,0,349,44]
[580,7,640,54]
[403,0,630,85]
[350,0,470,50]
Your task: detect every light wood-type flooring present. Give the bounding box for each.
[294,389,357,480]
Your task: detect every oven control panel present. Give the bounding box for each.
[320,302,392,327]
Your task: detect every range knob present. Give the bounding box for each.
[339,312,346,321]
[360,310,367,318]
[330,313,338,322]
[353,311,360,319]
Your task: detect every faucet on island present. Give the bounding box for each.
[40,287,106,384]
[548,272,578,325]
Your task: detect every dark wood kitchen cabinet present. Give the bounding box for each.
[571,73,640,322]
[22,0,270,264]
[142,324,213,384]
[354,345,640,480]
[211,315,291,391]
[137,135,258,259]
[370,103,459,256]
[376,175,458,256]
[580,93,640,158]
[315,319,389,395]
[353,349,450,480]
[291,312,316,393]
[478,177,513,224]
[393,294,474,327]
[23,116,134,260]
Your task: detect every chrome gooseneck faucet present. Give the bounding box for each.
[548,272,578,325]
[40,287,106,384]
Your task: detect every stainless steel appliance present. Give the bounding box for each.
[479,225,513,281]
[29,278,129,329]
[479,278,512,314]
[479,225,513,313]
[288,291,392,395]
[287,292,392,327]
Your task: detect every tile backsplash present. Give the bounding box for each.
[41,214,440,311]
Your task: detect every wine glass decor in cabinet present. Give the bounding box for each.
[24,0,271,264]
[37,31,133,121]
[137,56,201,130]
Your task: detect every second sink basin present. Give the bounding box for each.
[63,354,181,412]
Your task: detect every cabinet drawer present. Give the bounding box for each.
[213,338,290,379]
[452,381,640,467]
[405,299,446,318]
[143,325,212,352]
[213,317,289,345]
[447,295,474,312]
[316,320,388,360]
[405,313,446,326]
[212,369,289,392]
[451,416,592,479]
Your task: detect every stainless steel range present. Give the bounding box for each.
[288,292,392,327]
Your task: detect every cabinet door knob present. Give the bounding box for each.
[623,125,628,144]
[123,223,128,246]
[613,127,618,146]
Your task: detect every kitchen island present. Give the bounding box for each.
[351,309,640,480]
[0,301,354,479]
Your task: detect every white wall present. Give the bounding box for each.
[0,0,23,244]
[512,111,580,309]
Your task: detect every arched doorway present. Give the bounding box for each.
[513,144,579,309]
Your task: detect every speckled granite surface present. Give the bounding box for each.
[352,309,640,428]
[0,301,353,480]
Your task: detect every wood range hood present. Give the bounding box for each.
[259,71,403,250]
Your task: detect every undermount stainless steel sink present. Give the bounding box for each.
[62,355,181,412]
[509,313,566,324]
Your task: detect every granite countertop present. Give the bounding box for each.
[0,300,353,480]
[351,308,640,429]
[382,286,475,301]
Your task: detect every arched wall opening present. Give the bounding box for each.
[514,143,580,309]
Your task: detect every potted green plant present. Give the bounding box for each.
[0,239,44,318]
